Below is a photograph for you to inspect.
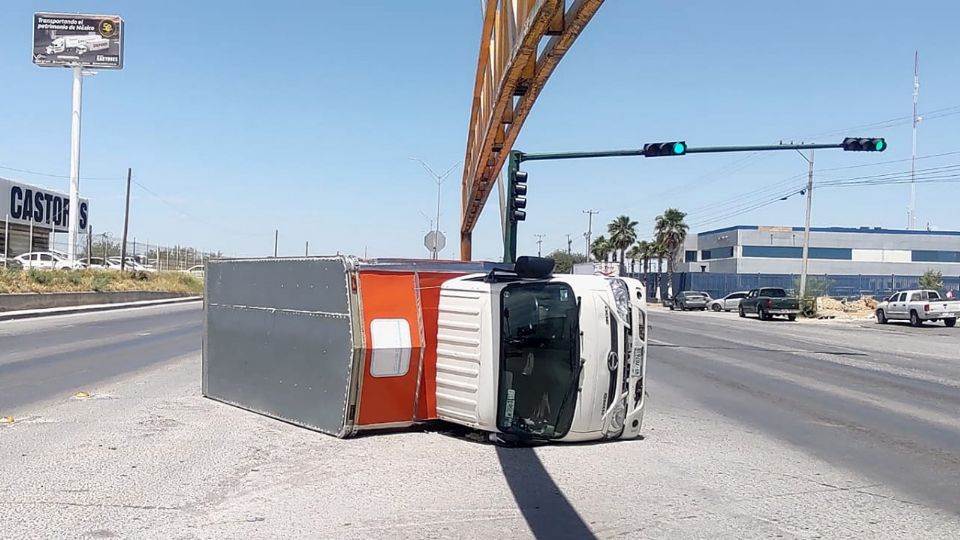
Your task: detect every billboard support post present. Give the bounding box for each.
[67,65,83,262]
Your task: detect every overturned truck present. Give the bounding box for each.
[202,256,648,443]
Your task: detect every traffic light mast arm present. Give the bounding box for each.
[519,141,855,162]
[504,137,885,263]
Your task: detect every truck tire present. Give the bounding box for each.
[739,305,746,318]
[910,310,923,327]
[758,306,768,321]
[787,314,797,322]
[945,318,957,328]
[876,310,887,324]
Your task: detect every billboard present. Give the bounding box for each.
[1,178,89,233]
[32,13,124,69]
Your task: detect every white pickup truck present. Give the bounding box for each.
[876,289,960,327]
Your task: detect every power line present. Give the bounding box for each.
[0,164,124,181]
[685,163,960,230]
[130,179,272,238]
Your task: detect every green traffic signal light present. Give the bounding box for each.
[841,137,887,152]
[643,141,687,157]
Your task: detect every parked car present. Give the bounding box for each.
[709,291,749,312]
[671,291,709,311]
[0,255,24,269]
[875,289,959,327]
[739,287,800,321]
[107,257,152,272]
[13,251,85,270]
[186,265,205,278]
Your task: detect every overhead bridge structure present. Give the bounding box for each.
[459,0,604,260]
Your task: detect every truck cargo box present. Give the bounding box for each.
[202,256,504,437]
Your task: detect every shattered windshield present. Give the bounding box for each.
[497,282,580,439]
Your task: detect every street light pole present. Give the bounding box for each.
[799,150,815,299]
[411,158,459,260]
[534,234,545,257]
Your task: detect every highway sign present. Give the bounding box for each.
[424,231,446,253]
[33,13,124,69]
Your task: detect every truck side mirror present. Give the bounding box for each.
[514,256,554,279]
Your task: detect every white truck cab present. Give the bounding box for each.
[435,262,647,443]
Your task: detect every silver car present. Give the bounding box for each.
[673,291,709,311]
[708,291,749,312]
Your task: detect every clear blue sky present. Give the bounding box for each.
[2,1,958,260]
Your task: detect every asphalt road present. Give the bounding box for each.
[650,308,960,513]
[0,302,201,411]
[2,304,959,538]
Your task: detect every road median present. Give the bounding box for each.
[0,293,201,321]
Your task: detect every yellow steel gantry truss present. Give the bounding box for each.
[459,0,604,260]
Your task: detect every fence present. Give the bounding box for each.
[2,229,220,272]
[636,272,960,301]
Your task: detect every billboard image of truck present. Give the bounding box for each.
[32,13,124,69]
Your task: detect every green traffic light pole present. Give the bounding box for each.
[503,138,886,263]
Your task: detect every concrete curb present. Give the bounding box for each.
[0,296,202,322]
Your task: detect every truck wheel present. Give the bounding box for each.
[788,314,797,322]
[876,310,887,324]
[910,310,923,327]
[739,305,746,318]
[758,307,768,321]
[711,304,722,312]
[945,318,957,328]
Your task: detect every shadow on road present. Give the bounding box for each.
[495,445,596,540]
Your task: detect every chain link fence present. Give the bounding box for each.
[3,229,219,272]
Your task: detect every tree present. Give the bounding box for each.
[607,215,638,274]
[920,269,944,291]
[548,249,588,274]
[631,240,654,283]
[654,208,689,298]
[590,235,612,261]
[626,244,641,276]
[651,241,669,298]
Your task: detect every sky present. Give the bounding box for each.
[1,1,959,260]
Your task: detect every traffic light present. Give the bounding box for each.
[510,170,528,222]
[643,141,687,157]
[841,137,887,152]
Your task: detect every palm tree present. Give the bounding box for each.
[626,244,641,277]
[654,208,689,298]
[607,215,638,274]
[590,235,612,261]
[632,240,654,283]
[651,241,669,299]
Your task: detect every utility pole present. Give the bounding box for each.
[120,168,131,271]
[273,230,279,257]
[534,234,545,257]
[305,241,309,256]
[582,209,599,258]
[566,233,572,255]
[799,150,815,299]
[909,51,920,229]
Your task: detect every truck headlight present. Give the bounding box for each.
[607,278,630,322]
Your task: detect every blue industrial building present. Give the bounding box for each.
[668,225,960,299]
